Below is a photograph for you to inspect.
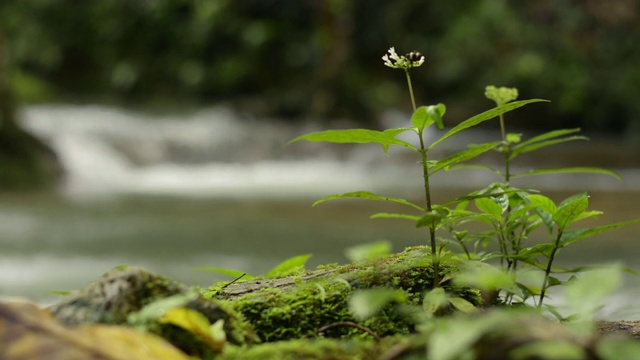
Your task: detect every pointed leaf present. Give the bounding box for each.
[429,99,548,149]
[431,142,502,174]
[289,129,418,152]
[475,197,504,217]
[510,136,588,159]
[370,212,421,221]
[313,191,425,211]
[515,128,581,149]
[194,267,254,280]
[264,254,312,278]
[512,167,621,180]
[383,127,416,138]
[553,193,589,230]
[560,219,640,247]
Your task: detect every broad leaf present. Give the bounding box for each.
[512,167,621,180]
[475,197,504,217]
[527,194,557,215]
[345,241,392,262]
[430,142,502,174]
[429,99,548,150]
[289,129,418,153]
[449,297,478,314]
[411,106,434,129]
[423,287,449,316]
[313,191,425,211]
[349,288,407,320]
[427,103,446,130]
[564,264,624,324]
[553,193,589,230]
[159,307,226,351]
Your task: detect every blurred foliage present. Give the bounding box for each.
[1,0,639,131]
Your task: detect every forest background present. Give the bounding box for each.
[1,0,640,187]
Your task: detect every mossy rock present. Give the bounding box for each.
[205,246,482,342]
[219,337,402,360]
[50,266,258,358]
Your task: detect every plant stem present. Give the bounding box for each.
[405,69,417,112]
[538,231,563,307]
[499,114,511,184]
[406,68,440,288]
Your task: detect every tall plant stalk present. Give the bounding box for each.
[404,68,440,288]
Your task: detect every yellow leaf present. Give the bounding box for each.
[159,307,226,351]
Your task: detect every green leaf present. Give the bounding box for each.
[512,167,621,180]
[427,103,446,130]
[475,197,504,217]
[312,191,425,211]
[431,142,502,174]
[564,264,624,324]
[449,297,477,314]
[288,129,418,152]
[345,241,392,262]
[159,307,226,351]
[570,210,603,223]
[429,99,548,150]
[370,212,421,221]
[383,127,415,138]
[485,85,519,106]
[514,128,581,149]
[416,207,451,229]
[560,218,640,247]
[454,261,519,294]
[527,194,557,214]
[510,341,585,360]
[597,337,640,360]
[411,106,434,129]
[510,136,588,159]
[553,193,589,230]
[423,287,449,316]
[264,254,312,278]
[128,290,200,326]
[349,288,407,320]
[506,133,522,144]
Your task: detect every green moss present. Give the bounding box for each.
[219,337,400,360]
[206,247,482,342]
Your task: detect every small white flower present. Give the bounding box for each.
[382,47,425,70]
[382,47,403,68]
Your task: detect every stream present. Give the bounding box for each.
[2,104,640,320]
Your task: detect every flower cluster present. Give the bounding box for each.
[382,47,425,70]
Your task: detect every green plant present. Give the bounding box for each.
[289,47,640,314]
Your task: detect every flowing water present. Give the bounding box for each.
[3,105,640,320]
